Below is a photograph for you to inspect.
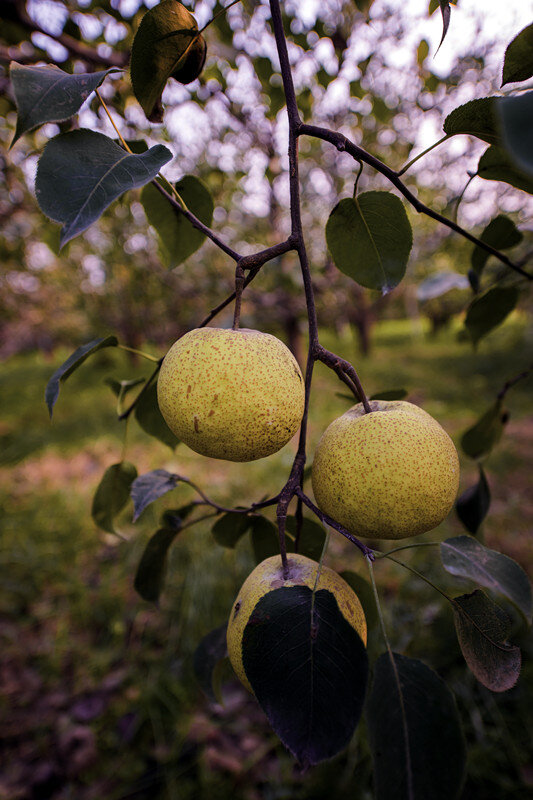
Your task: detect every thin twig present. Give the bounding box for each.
[295,488,374,560]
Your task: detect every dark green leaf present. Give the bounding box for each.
[286,517,326,561]
[91,461,138,534]
[452,590,521,691]
[369,389,408,401]
[326,192,412,293]
[193,625,228,702]
[499,92,533,177]
[366,652,466,800]
[134,382,179,449]
[471,215,523,277]
[211,512,252,548]
[141,175,214,268]
[464,286,520,346]
[455,467,491,534]
[134,526,180,602]
[45,336,118,417]
[242,586,368,765]
[130,0,206,122]
[502,24,533,85]
[443,97,500,145]
[461,400,508,460]
[442,536,532,623]
[9,62,118,147]
[353,0,375,16]
[160,503,196,529]
[477,145,533,195]
[131,469,180,522]
[436,1,452,53]
[35,130,172,246]
[250,516,279,564]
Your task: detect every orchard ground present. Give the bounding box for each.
[1,316,532,799]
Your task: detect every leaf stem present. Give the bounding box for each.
[118,344,160,362]
[374,541,441,558]
[381,553,453,602]
[96,89,133,153]
[397,135,450,177]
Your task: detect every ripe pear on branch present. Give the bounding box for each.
[312,400,460,540]
[157,327,305,462]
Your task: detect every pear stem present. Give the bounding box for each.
[232,263,245,330]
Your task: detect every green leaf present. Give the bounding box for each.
[326,192,413,293]
[141,176,214,268]
[9,62,119,147]
[443,97,500,145]
[441,535,532,624]
[35,130,172,247]
[366,653,466,800]
[250,516,279,564]
[460,400,508,460]
[193,625,228,702]
[452,590,521,692]
[471,215,523,278]
[242,586,368,765]
[502,24,533,85]
[211,512,252,548]
[130,0,206,122]
[455,466,491,535]
[477,145,533,195]
[285,517,326,561]
[131,469,181,522]
[464,286,520,346]
[436,1,452,53]
[134,526,180,602]
[499,92,533,177]
[45,336,118,417]
[353,0,375,16]
[134,382,179,449]
[91,461,138,534]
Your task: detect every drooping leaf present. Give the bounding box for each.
[250,516,279,563]
[477,145,533,195]
[130,0,206,122]
[443,97,500,145]
[499,92,533,177]
[193,625,228,702]
[452,590,521,692]
[35,130,172,246]
[211,512,253,548]
[45,336,118,417]
[131,469,181,522]
[416,272,469,301]
[141,175,214,267]
[464,286,520,346]
[436,1,452,53]
[134,382,179,449]
[285,516,326,561]
[242,586,368,765]
[441,536,532,623]
[134,526,180,602]
[471,215,523,278]
[455,467,491,534]
[366,652,466,800]
[502,24,533,85]
[460,400,508,460]
[9,62,119,147]
[92,462,138,534]
[326,192,413,293]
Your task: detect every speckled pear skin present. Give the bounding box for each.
[157,327,305,462]
[312,400,460,540]
[226,553,367,692]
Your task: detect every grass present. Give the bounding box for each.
[1,316,532,799]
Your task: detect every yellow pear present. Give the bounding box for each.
[157,327,305,461]
[312,400,459,540]
[226,553,367,692]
